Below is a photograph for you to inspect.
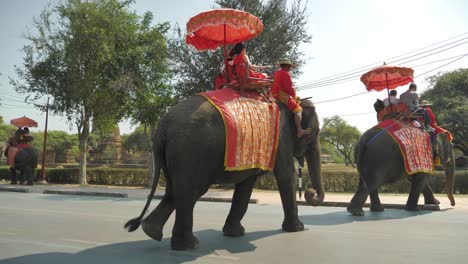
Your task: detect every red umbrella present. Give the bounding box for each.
[10,116,38,127]
[360,64,414,92]
[186,8,264,51]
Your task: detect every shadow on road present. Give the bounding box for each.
[0,229,282,264]
[301,208,433,226]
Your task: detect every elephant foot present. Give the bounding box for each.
[282,218,304,232]
[424,197,440,205]
[370,204,384,212]
[347,205,364,216]
[222,221,245,237]
[141,220,163,241]
[405,204,420,211]
[304,188,320,206]
[171,234,199,251]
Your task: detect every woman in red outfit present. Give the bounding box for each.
[229,43,268,80]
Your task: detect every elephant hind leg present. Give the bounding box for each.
[171,183,200,250]
[406,173,426,211]
[369,190,384,212]
[223,175,257,237]
[348,177,370,216]
[142,190,175,241]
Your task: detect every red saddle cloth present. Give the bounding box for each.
[377,119,433,175]
[199,88,280,171]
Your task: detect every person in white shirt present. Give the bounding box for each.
[383,90,399,107]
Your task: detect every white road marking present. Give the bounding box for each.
[169,250,240,261]
[0,231,16,236]
[60,238,109,246]
[0,238,83,250]
[0,206,127,220]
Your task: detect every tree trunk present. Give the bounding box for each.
[147,151,154,187]
[77,108,90,185]
[79,139,87,185]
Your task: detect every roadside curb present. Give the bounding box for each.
[43,190,128,198]
[0,187,30,193]
[151,194,259,204]
[297,200,440,211]
[0,185,441,210]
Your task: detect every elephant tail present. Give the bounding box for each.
[354,136,369,188]
[124,127,165,232]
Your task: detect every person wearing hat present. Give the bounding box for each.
[418,100,452,140]
[399,82,419,111]
[271,58,310,138]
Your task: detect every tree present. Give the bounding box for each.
[320,116,361,167]
[421,68,468,156]
[11,0,155,184]
[168,0,312,99]
[122,126,149,155]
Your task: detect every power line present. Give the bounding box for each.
[310,54,467,105]
[314,92,368,104]
[411,53,468,68]
[0,103,36,108]
[297,32,468,87]
[298,51,468,90]
[0,95,28,103]
[415,54,467,78]
[297,33,468,89]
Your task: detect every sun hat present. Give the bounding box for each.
[418,100,432,107]
[276,58,296,68]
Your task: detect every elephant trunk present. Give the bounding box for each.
[444,151,456,206]
[304,139,324,206]
[438,134,455,206]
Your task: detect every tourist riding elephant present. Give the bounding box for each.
[347,126,455,216]
[125,95,324,250]
[14,146,38,185]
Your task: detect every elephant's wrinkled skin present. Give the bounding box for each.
[14,147,38,185]
[348,126,455,216]
[125,95,323,250]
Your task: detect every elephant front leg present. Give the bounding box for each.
[422,184,440,205]
[369,189,384,212]
[406,174,426,211]
[348,177,370,216]
[223,175,257,237]
[275,171,304,232]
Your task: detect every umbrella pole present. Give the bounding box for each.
[385,73,392,113]
[223,24,229,82]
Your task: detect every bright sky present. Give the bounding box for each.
[1,0,467,135]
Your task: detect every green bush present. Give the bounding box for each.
[1,166,467,194]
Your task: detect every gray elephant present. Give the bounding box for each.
[125,95,324,250]
[347,124,455,216]
[14,146,39,185]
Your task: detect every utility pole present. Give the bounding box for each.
[39,97,49,184]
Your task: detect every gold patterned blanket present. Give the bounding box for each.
[199,88,280,171]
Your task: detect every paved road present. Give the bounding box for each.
[0,192,467,264]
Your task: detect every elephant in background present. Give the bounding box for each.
[125,95,324,250]
[14,146,39,185]
[348,126,455,216]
